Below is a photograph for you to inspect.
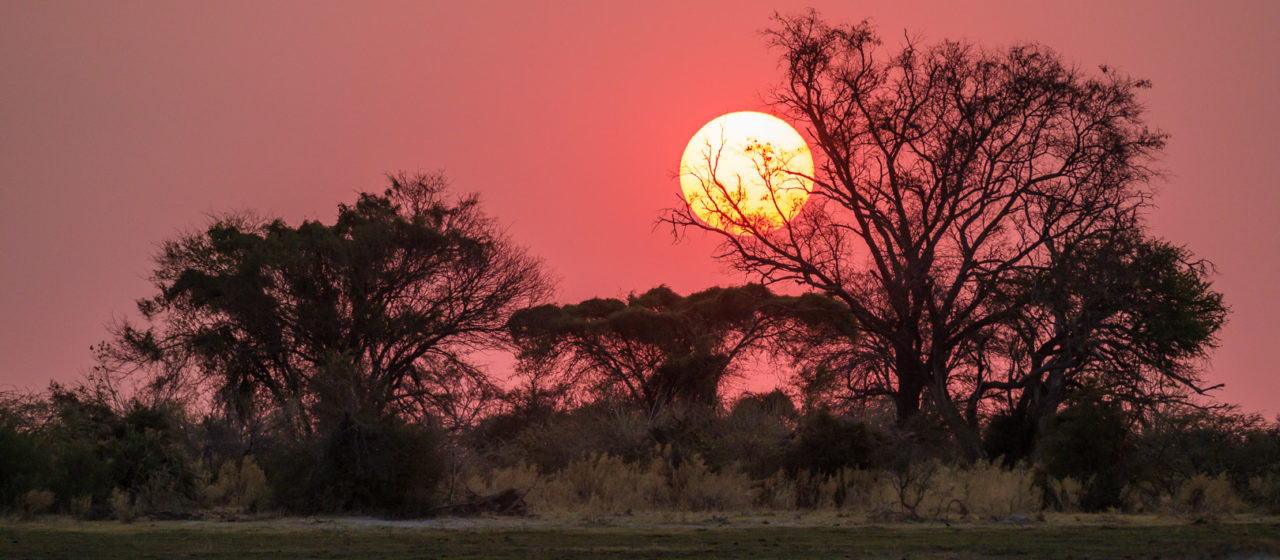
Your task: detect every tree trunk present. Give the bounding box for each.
[930,373,987,463]
[892,352,927,424]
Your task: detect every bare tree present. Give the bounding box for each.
[664,13,1222,460]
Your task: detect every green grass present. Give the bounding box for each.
[1,517,1277,559]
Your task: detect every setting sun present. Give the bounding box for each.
[679,111,814,235]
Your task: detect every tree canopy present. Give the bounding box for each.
[99,172,550,434]
[508,285,857,414]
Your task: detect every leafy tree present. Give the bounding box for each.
[664,12,1224,460]
[99,172,550,435]
[507,285,855,415]
[983,230,1226,462]
[92,173,547,513]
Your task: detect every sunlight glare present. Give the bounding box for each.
[679,111,814,236]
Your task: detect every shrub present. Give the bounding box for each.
[948,461,1039,519]
[18,489,55,519]
[1043,476,1084,512]
[265,414,443,516]
[202,455,271,512]
[48,440,113,508]
[1038,399,1132,511]
[484,404,653,473]
[99,403,201,513]
[1134,408,1280,503]
[110,488,137,522]
[43,385,119,506]
[505,447,756,514]
[788,410,887,475]
[0,416,45,510]
[1174,474,1244,517]
[69,494,93,518]
[464,461,540,498]
[983,412,1037,466]
[539,452,663,513]
[38,390,199,513]
[654,446,751,511]
[704,391,794,478]
[1244,472,1280,513]
[785,409,889,508]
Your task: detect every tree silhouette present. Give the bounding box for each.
[507,285,855,415]
[664,12,1225,460]
[981,229,1226,461]
[98,172,550,435]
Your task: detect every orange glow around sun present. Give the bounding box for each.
[679,111,813,236]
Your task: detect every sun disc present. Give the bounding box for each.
[679,111,813,235]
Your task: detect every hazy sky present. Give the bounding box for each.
[2,1,1277,417]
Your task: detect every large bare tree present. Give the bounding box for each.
[665,13,1223,460]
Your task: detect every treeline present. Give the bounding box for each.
[2,379,1278,520]
[0,173,1274,521]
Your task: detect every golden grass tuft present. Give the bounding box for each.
[17,488,55,520]
[202,455,272,513]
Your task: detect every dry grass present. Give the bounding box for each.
[466,447,754,513]
[464,451,1273,522]
[16,489,54,520]
[201,456,272,513]
[108,489,137,523]
[1173,474,1245,517]
[465,451,1050,521]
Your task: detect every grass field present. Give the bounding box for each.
[2,515,1277,559]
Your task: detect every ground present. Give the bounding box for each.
[1,513,1277,559]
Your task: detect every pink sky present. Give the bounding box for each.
[2,1,1277,418]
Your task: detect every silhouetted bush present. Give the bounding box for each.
[1133,408,1280,511]
[25,386,196,514]
[983,411,1037,466]
[201,455,271,512]
[265,414,443,516]
[475,403,653,473]
[17,488,55,519]
[788,409,887,476]
[104,403,200,512]
[5,375,1280,518]
[702,391,796,477]
[646,403,719,466]
[1037,398,1133,511]
[785,409,890,508]
[0,412,45,510]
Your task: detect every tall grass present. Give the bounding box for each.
[464,448,1049,520]
[463,451,1264,520]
